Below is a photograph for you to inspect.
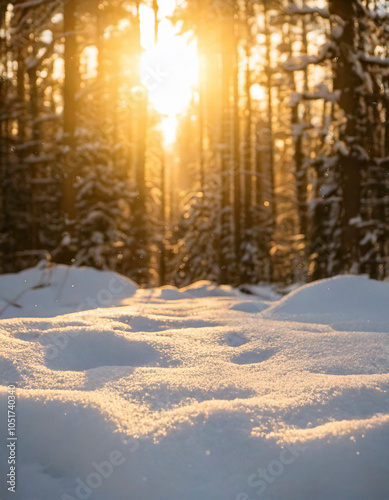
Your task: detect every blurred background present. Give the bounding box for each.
[1,0,389,287]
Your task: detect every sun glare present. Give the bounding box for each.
[139,2,198,143]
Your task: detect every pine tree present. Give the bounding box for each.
[72,135,132,271]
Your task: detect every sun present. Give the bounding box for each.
[141,38,198,116]
[139,2,198,143]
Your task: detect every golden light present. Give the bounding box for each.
[141,39,198,116]
[80,46,98,79]
[139,2,199,144]
[251,83,266,102]
[160,115,179,146]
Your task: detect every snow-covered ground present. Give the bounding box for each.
[0,266,388,500]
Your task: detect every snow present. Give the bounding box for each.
[262,275,389,331]
[0,266,388,500]
[335,140,350,156]
[0,263,137,319]
[288,86,340,107]
[287,3,329,19]
[283,42,333,72]
[181,280,245,298]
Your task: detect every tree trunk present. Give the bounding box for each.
[329,0,362,273]
[233,1,242,281]
[219,9,234,284]
[264,2,276,230]
[61,0,78,223]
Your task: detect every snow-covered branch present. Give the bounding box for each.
[286,3,330,19]
[288,85,340,106]
[283,42,333,72]
[358,52,389,68]
[14,0,56,10]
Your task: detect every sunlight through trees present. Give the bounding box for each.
[1,0,389,286]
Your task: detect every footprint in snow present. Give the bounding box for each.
[43,331,179,372]
[225,332,249,347]
[231,349,275,365]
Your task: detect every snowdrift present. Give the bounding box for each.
[0,264,137,319]
[0,268,388,499]
[262,275,389,331]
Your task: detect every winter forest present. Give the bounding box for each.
[2,2,389,499]
[1,0,389,287]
